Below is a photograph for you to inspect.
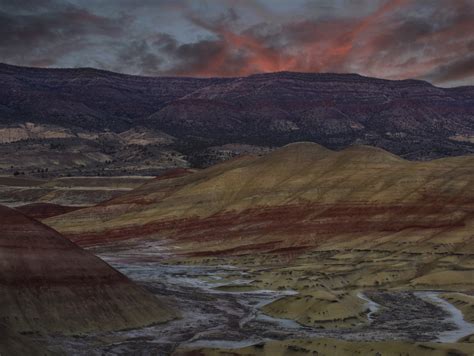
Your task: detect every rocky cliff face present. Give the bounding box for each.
[1,63,473,164]
[0,204,176,335]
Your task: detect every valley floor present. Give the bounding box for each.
[34,255,474,355]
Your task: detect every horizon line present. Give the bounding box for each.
[2,62,472,89]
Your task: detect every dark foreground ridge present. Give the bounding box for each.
[0,204,176,347]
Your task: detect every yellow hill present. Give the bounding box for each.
[42,143,474,317]
[45,143,473,258]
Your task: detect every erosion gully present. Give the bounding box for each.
[41,256,474,355]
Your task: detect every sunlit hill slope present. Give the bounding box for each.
[46,142,474,259]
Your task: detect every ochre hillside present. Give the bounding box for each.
[0,205,176,335]
[45,143,474,259]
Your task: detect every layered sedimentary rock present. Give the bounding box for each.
[45,143,474,258]
[0,205,176,335]
[0,176,154,207]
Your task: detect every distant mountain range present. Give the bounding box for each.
[1,63,473,176]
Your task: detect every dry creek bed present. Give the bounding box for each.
[39,259,474,355]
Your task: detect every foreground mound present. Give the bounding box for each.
[0,205,176,335]
[0,323,50,356]
[15,202,81,219]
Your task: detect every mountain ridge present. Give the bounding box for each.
[0,62,451,86]
[1,63,473,177]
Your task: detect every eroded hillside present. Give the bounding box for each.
[43,143,474,295]
[0,205,177,347]
[9,144,474,353]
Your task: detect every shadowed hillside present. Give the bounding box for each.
[0,205,176,337]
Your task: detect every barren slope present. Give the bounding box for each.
[0,205,176,336]
[46,142,474,258]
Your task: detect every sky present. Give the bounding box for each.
[1,0,473,86]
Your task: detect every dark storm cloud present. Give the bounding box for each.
[0,2,124,43]
[424,55,474,85]
[156,35,226,75]
[0,0,127,66]
[0,0,473,86]
[0,9,122,46]
[115,40,163,76]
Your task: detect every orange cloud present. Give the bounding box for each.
[139,0,474,86]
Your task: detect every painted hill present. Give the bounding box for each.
[45,143,474,258]
[0,204,176,336]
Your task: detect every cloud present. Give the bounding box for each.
[146,0,473,86]
[0,0,127,67]
[115,40,163,76]
[0,0,472,86]
[424,54,474,86]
